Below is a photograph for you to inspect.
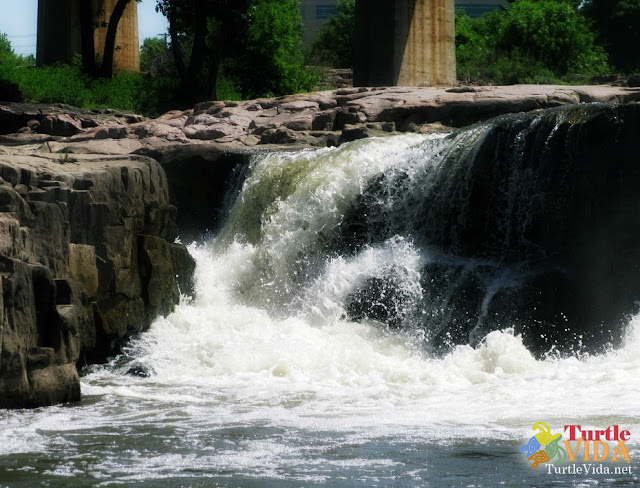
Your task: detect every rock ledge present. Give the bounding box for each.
[0,147,194,408]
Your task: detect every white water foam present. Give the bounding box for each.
[2,135,639,485]
[72,239,640,447]
[89,134,640,439]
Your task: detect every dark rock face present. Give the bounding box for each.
[136,144,253,237]
[336,103,640,354]
[0,152,194,408]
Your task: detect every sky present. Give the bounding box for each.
[0,0,169,56]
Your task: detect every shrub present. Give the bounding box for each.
[308,0,355,68]
[456,0,609,84]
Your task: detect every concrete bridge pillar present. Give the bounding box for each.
[36,0,82,67]
[37,0,140,73]
[354,0,456,87]
[94,0,140,73]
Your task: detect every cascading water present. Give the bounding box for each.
[1,104,639,487]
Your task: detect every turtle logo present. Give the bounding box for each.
[520,422,567,469]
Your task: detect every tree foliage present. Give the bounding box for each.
[154,0,314,103]
[581,0,640,73]
[456,0,609,84]
[0,32,13,60]
[308,0,355,68]
[225,0,315,98]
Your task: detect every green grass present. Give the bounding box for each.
[1,59,260,115]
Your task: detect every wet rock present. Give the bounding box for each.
[345,266,419,329]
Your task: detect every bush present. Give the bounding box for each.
[87,72,179,115]
[456,0,609,84]
[9,64,92,106]
[227,0,317,98]
[308,0,355,68]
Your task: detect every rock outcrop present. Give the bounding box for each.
[2,85,639,151]
[0,148,194,408]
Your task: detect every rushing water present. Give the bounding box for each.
[2,132,640,487]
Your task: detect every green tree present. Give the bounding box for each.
[456,0,609,84]
[226,0,315,98]
[308,0,355,68]
[140,37,175,77]
[155,0,234,102]
[582,0,640,73]
[498,0,608,75]
[0,32,28,79]
[155,0,313,102]
[0,32,12,59]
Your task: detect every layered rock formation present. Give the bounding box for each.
[2,85,639,151]
[1,84,639,407]
[0,148,194,408]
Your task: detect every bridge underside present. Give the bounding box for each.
[354,0,456,87]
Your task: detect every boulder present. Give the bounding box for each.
[38,114,83,136]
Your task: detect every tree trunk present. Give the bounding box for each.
[79,0,97,75]
[187,0,207,81]
[168,3,187,86]
[99,0,132,77]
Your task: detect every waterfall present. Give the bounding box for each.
[195,103,640,355]
[3,103,639,487]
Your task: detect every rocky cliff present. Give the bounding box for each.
[0,147,194,408]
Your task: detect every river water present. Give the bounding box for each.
[1,133,639,487]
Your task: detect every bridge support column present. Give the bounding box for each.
[37,0,140,73]
[36,0,82,67]
[354,0,456,87]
